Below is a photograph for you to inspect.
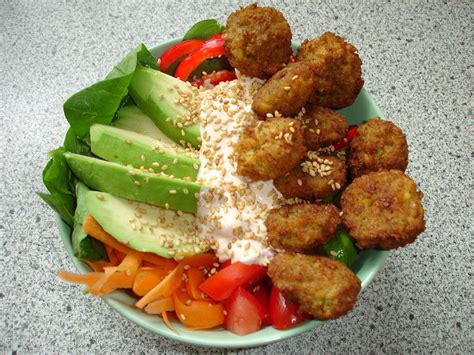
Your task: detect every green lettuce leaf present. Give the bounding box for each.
[183,19,224,40]
[63,44,157,138]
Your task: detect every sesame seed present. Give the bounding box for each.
[180,313,186,320]
[292,75,299,80]
[96,194,104,200]
[125,139,132,145]
[134,180,141,186]
[140,154,145,161]
[169,190,177,195]
[297,179,303,186]
[161,165,169,171]
[283,86,291,91]
[173,158,178,164]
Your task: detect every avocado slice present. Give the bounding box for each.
[90,124,200,181]
[86,191,208,258]
[64,152,200,213]
[129,67,201,148]
[114,106,176,145]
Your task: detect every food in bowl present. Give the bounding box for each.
[39,4,426,337]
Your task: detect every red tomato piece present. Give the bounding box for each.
[224,287,264,336]
[159,40,204,72]
[175,36,225,81]
[192,70,237,87]
[253,284,271,326]
[269,286,306,330]
[199,262,267,301]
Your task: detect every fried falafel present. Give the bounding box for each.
[235,117,306,181]
[341,170,425,249]
[298,32,363,109]
[268,253,361,320]
[223,4,293,78]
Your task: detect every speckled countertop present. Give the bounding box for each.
[1,0,472,353]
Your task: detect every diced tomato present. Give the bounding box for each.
[269,286,306,330]
[199,262,267,301]
[175,35,225,81]
[333,125,359,150]
[159,40,205,72]
[253,284,271,326]
[192,70,237,87]
[224,287,264,336]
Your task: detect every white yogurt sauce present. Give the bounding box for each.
[195,75,281,265]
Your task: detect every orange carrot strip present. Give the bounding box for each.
[115,250,127,264]
[83,214,175,267]
[133,267,165,296]
[89,267,118,295]
[173,290,224,329]
[82,260,113,272]
[161,310,178,334]
[144,296,175,314]
[186,267,207,300]
[135,263,185,309]
[58,270,135,296]
[181,253,218,269]
[117,251,143,275]
[105,246,118,265]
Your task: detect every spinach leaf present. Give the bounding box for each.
[64,128,92,156]
[39,147,76,226]
[183,19,223,41]
[63,44,157,138]
[72,182,106,261]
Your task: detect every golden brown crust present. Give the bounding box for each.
[341,170,425,249]
[266,203,341,251]
[348,117,408,177]
[298,32,364,109]
[274,153,347,200]
[235,117,307,181]
[268,253,361,320]
[252,62,315,117]
[302,105,349,150]
[223,4,293,78]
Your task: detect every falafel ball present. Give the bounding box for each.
[341,170,425,249]
[223,4,293,78]
[302,105,349,150]
[298,32,363,109]
[252,62,315,118]
[274,152,347,200]
[235,117,306,181]
[266,203,341,252]
[268,253,361,320]
[348,117,408,177]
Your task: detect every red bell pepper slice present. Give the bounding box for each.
[159,40,205,72]
[192,70,237,87]
[224,287,264,336]
[333,125,359,150]
[269,286,307,330]
[199,262,267,301]
[175,35,225,81]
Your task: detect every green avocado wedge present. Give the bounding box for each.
[129,67,201,148]
[114,106,176,145]
[85,191,207,258]
[90,124,200,181]
[64,152,200,213]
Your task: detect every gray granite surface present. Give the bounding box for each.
[1,0,472,353]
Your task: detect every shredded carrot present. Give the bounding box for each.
[89,266,118,295]
[144,296,175,314]
[117,251,142,275]
[83,214,175,267]
[173,289,224,329]
[135,263,185,309]
[181,253,218,269]
[133,267,165,296]
[83,260,114,272]
[115,250,127,264]
[105,246,118,265]
[186,267,207,300]
[161,310,178,334]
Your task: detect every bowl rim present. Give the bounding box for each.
[56,38,389,348]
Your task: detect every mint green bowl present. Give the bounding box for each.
[57,38,389,348]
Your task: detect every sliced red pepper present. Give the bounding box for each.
[199,262,267,301]
[159,40,204,72]
[192,70,237,87]
[333,125,359,150]
[224,287,264,336]
[175,35,225,81]
[269,286,307,330]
